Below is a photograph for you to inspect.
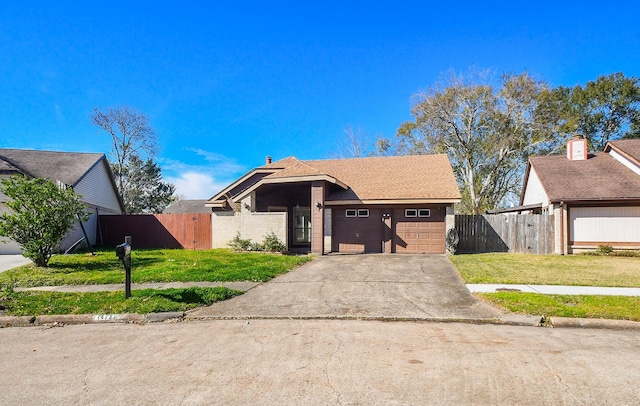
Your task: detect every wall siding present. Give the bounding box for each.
[74,160,122,212]
[570,206,640,245]
[521,167,549,207]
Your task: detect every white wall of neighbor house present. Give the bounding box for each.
[570,206,640,246]
[74,160,123,213]
[211,196,287,248]
[521,167,550,208]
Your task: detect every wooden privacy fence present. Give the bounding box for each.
[454,214,555,254]
[99,214,212,250]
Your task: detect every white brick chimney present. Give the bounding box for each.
[567,136,587,161]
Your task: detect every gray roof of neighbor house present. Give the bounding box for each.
[524,150,640,203]
[164,199,210,214]
[0,149,106,187]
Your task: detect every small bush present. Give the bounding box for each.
[597,245,614,255]
[249,241,264,251]
[262,232,286,253]
[227,232,286,253]
[228,233,252,251]
[581,246,640,257]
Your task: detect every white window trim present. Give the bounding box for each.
[357,209,369,218]
[346,209,357,218]
[405,209,417,217]
[418,209,431,217]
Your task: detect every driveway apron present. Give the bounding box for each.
[188,254,503,320]
[0,255,31,273]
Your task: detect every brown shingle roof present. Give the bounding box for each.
[529,152,640,202]
[607,139,640,163]
[264,154,461,202]
[0,149,105,186]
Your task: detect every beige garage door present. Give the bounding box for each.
[395,220,445,254]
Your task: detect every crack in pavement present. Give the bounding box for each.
[325,333,344,406]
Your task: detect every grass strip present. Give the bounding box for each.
[451,253,640,287]
[478,292,640,322]
[0,286,242,316]
[0,249,312,288]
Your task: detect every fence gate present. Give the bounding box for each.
[455,214,554,254]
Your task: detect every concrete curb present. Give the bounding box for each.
[0,312,185,328]
[3,312,638,330]
[549,317,640,331]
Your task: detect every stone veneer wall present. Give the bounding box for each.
[211,196,287,248]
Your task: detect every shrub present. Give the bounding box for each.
[228,233,252,251]
[597,245,614,255]
[262,232,286,253]
[227,232,286,253]
[249,241,264,251]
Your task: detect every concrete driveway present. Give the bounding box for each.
[188,254,503,320]
[0,255,31,273]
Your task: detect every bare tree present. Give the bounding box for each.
[91,106,174,214]
[330,126,379,158]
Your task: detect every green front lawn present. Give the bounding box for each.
[478,292,640,322]
[451,253,640,321]
[0,249,311,316]
[1,286,242,316]
[451,253,640,287]
[0,249,312,288]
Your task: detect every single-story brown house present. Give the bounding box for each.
[519,137,640,254]
[0,149,124,254]
[206,154,461,254]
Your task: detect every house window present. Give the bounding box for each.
[418,209,430,217]
[346,209,357,218]
[357,209,369,217]
[405,209,417,217]
[294,206,311,244]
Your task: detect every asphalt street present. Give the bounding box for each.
[1,319,639,405]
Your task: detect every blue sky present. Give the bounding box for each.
[2,1,639,198]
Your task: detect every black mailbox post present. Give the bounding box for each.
[116,236,132,299]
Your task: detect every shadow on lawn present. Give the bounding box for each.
[46,256,165,272]
[147,287,241,305]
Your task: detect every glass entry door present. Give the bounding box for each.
[294,207,311,244]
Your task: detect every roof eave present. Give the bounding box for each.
[231,174,348,203]
[326,198,461,205]
[549,197,640,205]
[206,169,275,203]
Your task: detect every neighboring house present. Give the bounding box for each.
[206,154,461,254]
[520,137,640,254]
[164,199,210,214]
[0,149,124,254]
